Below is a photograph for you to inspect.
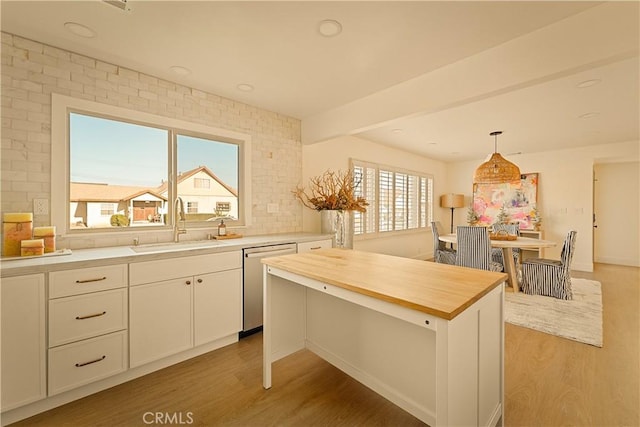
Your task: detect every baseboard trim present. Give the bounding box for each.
[594,256,640,267]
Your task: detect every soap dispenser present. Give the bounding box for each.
[217,219,227,236]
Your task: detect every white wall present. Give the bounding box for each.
[594,161,640,266]
[446,140,640,272]
[301,135,447,260]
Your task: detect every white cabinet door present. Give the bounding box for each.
[194,269,242,347]
[129,278,193,368]
[1,274,46,411]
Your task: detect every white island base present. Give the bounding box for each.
[262,249,505,427]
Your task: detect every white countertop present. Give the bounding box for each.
[0,233,331,277]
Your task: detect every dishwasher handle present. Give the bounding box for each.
[244,248,296,259]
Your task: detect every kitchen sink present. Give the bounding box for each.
[130,239,223,253]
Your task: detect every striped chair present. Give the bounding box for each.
[520,230,577,300]
[431,221,456,265]
[455,226,503,272]
[491,223,521,266]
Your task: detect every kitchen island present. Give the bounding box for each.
[262,248,506,427]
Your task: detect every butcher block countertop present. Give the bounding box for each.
[263,248,507,320]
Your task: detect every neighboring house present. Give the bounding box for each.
[156,166,239,221]
[70,166,237,228]
[69,183,167,228]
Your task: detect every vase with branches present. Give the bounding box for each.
[293,169,368,248]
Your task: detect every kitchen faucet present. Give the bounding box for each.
[174,197,187,242]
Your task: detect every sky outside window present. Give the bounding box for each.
[70,113,238,190]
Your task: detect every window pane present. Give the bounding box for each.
[407,175,418,229]
[379,170,393,232]
[69,113,168,229]
[176,134,239,222]
[394,173,407,231]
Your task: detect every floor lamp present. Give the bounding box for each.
[440,194,465,234]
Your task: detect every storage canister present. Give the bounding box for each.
[3,213,33,257]
[33,226,56,253]
[21,239,44,257]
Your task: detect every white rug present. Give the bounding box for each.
[505,278,603,347]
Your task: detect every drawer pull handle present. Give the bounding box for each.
[75,355,106,367]
[76,311,107,320]
[75,276,107,284]
[310,246,322,250]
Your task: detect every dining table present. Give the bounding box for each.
[438,233,557,292]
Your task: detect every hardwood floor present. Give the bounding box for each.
[505,263,639,427]
[10,263,638,426]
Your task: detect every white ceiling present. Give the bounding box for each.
[2,1,638,162]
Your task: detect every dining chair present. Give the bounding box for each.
[520,230,577,300]
[455,226,503,272]
[430,221,456,265]
[491,223,521,266]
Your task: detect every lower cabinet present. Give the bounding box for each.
[194,269,242,347]
[1,274,46,411]
[47,264,129,396]
[129,252,242,368]
[129,277,193,367]
[48,331,128,395]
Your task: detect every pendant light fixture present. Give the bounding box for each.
[473,131,521,184]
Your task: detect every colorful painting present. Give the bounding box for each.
[472,173,539,230]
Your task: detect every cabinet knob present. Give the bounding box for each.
[185,280,191,285]
[197,278,203,283]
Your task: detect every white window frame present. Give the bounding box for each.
[352,159,433,238]
[51,94,252,237]
[100,203,115,217]
[186,201,198,214]
[193,178,210,189]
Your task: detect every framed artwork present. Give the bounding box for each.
[472,173,539,230]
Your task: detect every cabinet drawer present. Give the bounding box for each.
[49,288,127,347]
[48,330,127,395]
[50,264,127,298]
[297,239,332,253]
[130,251,241,286]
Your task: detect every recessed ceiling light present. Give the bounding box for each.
[64,22,96,38]
[579,112,600,119]
[576,79,601,89]
[237,83,254,92]
[169,66,191,76]
[392,129,403,134]
[318,19,342,37]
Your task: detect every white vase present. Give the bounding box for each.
[320,210,353,249]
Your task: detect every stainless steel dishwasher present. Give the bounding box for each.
[242,243,297,337]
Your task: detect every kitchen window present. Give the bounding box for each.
[52,94,252,235]
[352,160,433,236]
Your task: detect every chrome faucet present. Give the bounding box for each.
[173,197,187,242]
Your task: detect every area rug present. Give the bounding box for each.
[505,278,603,347]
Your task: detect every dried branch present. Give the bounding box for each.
[293,169,368,212]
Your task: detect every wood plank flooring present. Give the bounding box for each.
[9,263,638,426]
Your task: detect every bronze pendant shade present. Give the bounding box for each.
[473,131,521,184]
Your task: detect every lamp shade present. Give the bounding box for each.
[473,152,521,184]
[474,130,521,184]
[440,193,465,208]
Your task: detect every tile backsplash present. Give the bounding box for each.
[1,32,303,249]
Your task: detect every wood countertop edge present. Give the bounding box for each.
[264,250,507,321]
